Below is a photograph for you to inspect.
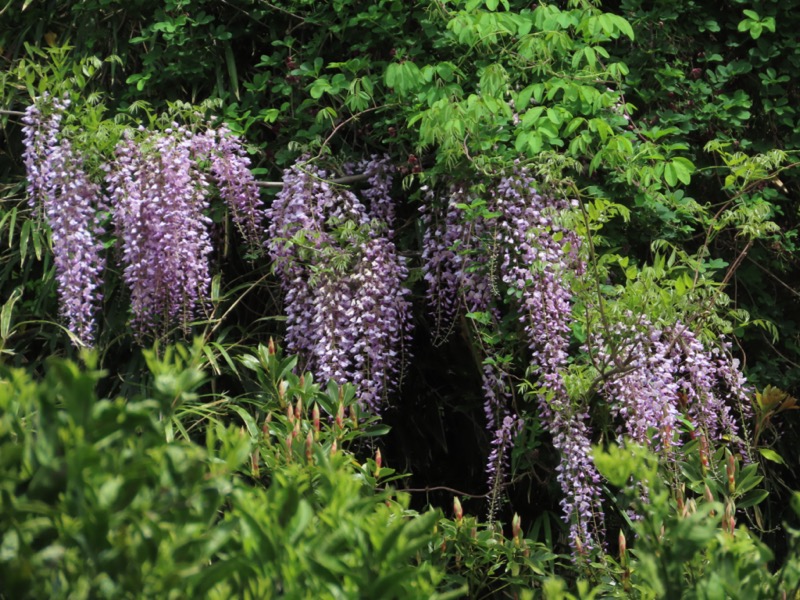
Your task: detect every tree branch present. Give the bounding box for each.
[256,170,374,188]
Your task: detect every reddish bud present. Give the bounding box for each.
[375,448,382,474]
[727,454,736,494]
[278,380,288,404]
[453,497,463,523]
[336,403,345,429]
[512,513,522,546]
[312,403,320,434]
[698,434,710,474]
[330,440,337,455]
[294,397,303,421]
[251,451,260,478]
[686,498,697,515]
[268,337,276,355]
[306,430,313,462]
[286,403,295,424]
[350,404,359,428]
[286,430,295,459]
[619,531,627,566]
[299,374,305,387]
[704,484,714,504]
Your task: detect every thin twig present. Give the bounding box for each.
[256,170,374,188]
[0,109,25,117]
[745,253,800,300]
[388,485,493,499]
[311,105,385,161]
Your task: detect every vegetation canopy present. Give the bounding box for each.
[3,0,800,597]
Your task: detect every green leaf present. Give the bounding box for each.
[671,157,694,185]
[664,162,678,187]
[224,43,240,100]
[737,488,769,509]
[19,219,31,266]
[758,447,785,465]
[230,405,258,438]
[1,288,22,340]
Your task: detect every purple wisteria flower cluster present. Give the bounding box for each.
[594,317,748,450]
[190,125,264,252]
[420,183,518,512]
[106,126,214,338]
[23,96,264,343]
[422,168,754,551]
[22,94,105,346]
[266,156,411,413]
[422,169,605,545]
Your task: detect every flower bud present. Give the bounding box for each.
[724,500,735,533]
[330,440,337,455]
[278,380,288,405]
[306,430,313,462]
[727,453,736,494]
[619,531,627,567]
[336,403,344,429]
[453,497,463,523]
[312,403,320,435]
[286,430,294,460]
[286,403,294,424]
[268,337,276,355]
[251,451,260,478]
[686,498,697,515]
[512,513,522,547]
[375,448,382,475]
[294,396,303,420]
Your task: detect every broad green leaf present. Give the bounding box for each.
[758,447,785,465]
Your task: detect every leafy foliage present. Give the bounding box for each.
[4,0,800,595]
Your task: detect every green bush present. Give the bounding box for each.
[0,344,444,598]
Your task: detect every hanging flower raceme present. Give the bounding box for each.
[595,317,749,450]
[422,169,604,549]
[23,94,265,343]
[266,157,411,413]
[106,123,265,339]
[190,125,264,252]
[22,94,106,346]
[106,126,214,338]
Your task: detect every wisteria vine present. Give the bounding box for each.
[22,95,105,346]
[421,167,751,551]
[266,156,412,413]
[22,96,264,342]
